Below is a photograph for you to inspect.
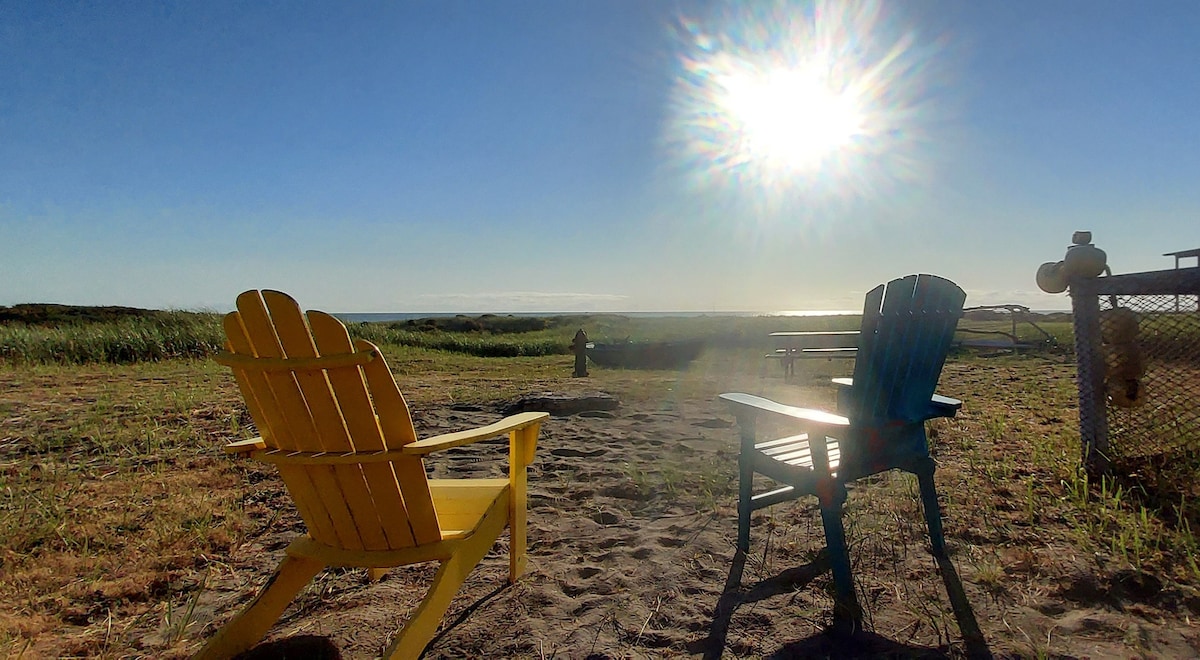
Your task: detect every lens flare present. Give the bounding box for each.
[664,1,949,221]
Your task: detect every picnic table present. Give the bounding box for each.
[767,331,859,378]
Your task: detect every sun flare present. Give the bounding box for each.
[665,1,946,212]
[717,63,865,172]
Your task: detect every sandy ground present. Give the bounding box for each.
[169,366,1200,659]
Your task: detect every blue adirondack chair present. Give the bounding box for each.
[720,274,966,623]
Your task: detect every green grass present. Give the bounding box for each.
[0,313,225,364]
[0,303,180,326]
[940,355,1200,582]
[352,311,864,355]
[0,308,866,365]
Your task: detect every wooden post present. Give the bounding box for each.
[1070,281,1109,474]
[571,329,589,377]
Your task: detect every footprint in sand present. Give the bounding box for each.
[588,550,620,564]
[560,582,590,597]
[630,547,653,559]
[596,533,638,550]
[576,565,603,579]
[592,511,622,526]
[569,598,606,617]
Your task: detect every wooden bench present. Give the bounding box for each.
[767,331,859,378]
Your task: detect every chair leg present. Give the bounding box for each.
[737,452,754,553]
[509,496,527,583]
[193,554,325,660]
[818,486,861,627]
[382,532,497,660]
[509,427,532,583]
[916,461,947,557]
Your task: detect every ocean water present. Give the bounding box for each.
[333,310,860,324]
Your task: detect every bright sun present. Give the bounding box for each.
[667,1,940,206]
[717,65,865,172]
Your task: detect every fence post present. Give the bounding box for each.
[1070,284,1109,473]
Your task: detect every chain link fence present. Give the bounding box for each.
[1072,268,1200,523]
[1098,293,1200,460]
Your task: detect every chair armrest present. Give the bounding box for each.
[829,378,963,418]
[238,411,550,466]
[719,393,849,429]
[401,411,550,456]
[927,396,963,417]
[225,437,266,454]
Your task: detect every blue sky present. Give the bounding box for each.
[2,1,1196,313]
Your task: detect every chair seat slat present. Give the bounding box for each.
[755,434,809,451]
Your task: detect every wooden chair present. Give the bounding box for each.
[194,290,548,660]
[721,274,966,623]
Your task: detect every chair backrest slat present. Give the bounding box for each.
[899,278,962,420]
[223,301,345,546]
[223,290,438,551]
[308,309,428,549]
[852,283,887,420]
[356,338,442,545]
[848,275,965,424]
[232,291,364,548]
[264,292,388,551]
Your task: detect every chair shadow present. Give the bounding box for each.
[691,550,993,660]
[687,550,827,660]
[421,583,509,657]
[233,634,342,660]
[770,629,948,659]
[935,554,992,660]
[233,583,510,660]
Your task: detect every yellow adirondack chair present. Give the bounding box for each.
[194,290,548,660]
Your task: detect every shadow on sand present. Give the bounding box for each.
[692,550,992,659]
[233,634,342,659]
[423,582,509,655]
[232,583,510,660]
